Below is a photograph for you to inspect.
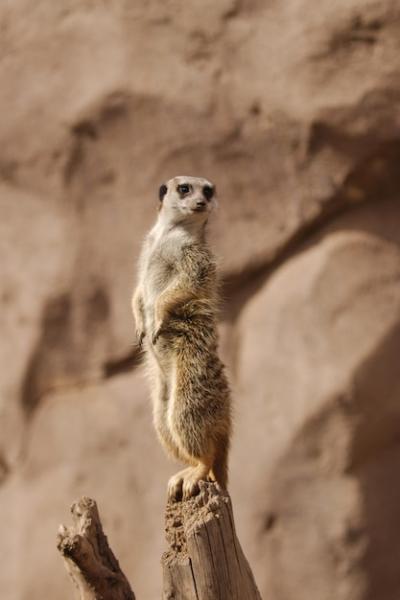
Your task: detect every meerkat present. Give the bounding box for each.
[132,175,231,501]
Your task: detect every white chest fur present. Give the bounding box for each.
[139,221,191,330]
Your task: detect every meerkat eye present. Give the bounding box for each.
[203,185,214,201]
[177,184,190,195]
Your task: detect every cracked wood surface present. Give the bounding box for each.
[57,497,135,600]
[162,482,262,600]
[57,484,261,599]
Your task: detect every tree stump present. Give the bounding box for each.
[57,496,136,600]
[162,482,262,600]
[57,485,261,599]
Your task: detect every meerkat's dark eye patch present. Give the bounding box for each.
[177,184,191,195]
[203,185,214,201]
[159,184,168,202]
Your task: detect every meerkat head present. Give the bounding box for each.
[158,175,216,225]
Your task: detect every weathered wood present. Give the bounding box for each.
[57,496,135,600]
[162,482,262,600]
[57,486,261,599]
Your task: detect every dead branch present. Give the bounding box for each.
[57,496,135,600]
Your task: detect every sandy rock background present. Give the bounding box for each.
[1,1,400,599]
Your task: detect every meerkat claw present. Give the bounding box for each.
[168,467,197,501]
[182,478,200,500]
[167,471,185,501]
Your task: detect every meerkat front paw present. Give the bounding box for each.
[136,330,145,348]
[152,321,164,344]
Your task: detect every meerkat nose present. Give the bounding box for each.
[196,199,206,207]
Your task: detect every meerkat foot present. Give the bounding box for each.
[182,463,211,500]
[167,467,193,502]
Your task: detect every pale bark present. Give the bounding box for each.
[57,496,135,600]
[57,484,262,600]
[162,482,262,600]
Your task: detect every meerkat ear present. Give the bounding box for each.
[159,184,168,202]
[203,185,215,201]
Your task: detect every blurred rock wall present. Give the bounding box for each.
[1,1,400,599]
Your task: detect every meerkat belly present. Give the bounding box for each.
[142,251,174,332]
[142,242,179,378]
